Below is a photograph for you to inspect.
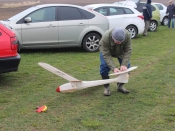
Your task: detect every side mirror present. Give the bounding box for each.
[24,17,32,23]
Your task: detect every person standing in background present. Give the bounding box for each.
[166,0,175,29]
[142,0,152,36]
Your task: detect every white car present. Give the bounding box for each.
[84,4,144,38]
[153,2,168,26]
[114,0,161,32]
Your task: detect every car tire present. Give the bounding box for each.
[162,17,168,26]
[82,33,101,52]
[17,41,20,52]
[126,25,137,39]
[149,21,157,31]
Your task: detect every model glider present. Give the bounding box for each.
[38,62,137,93]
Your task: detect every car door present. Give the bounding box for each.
[108,7,128,29]
[94,7,127,29]
[21,6,59,47]
[154,3,166,22]
[58,6,88,46]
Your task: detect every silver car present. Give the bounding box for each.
[0,4,109,52]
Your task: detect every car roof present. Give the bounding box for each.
[8,4,93,21]
[84,3,135,9]
[113,1,137,8]
[35,4,83,8]
[151,2,164,4]
[151,2,167,6]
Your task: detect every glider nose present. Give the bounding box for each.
[56,87,60,92]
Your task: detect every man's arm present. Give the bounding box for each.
[166,6,169,14]
[121,31,132,67]
[147,5,152,19]
[99,41,116,71]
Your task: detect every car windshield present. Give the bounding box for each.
[8,6,38,21]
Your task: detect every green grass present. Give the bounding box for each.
[1,26,175,131]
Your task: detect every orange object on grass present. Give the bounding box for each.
[36,105,47,113]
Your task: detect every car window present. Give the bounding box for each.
[137,3,156,12]
[59,7,82,20]
[79,9,95,19]
[27,7,56,22]
[124,8,134,14]
[137,3,145,12]
[131,0,140,3]
[155,4,163,10]
[151,5,156,11]
[94,7,108,16]
[109,7,124,15]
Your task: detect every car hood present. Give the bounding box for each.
[0,20,14,30]
[0,20,11,26]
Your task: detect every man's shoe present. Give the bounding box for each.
[117,83,129,94]
[104,86,110,96]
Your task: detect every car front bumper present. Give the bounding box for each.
[0,54,21,73]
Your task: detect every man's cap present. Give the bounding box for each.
[112,27,125,42]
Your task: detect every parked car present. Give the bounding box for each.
[114,0,161,31]
[153,2,168,26]
[0,23,21,73]
[0,4,109,52]
[84,4,144,39]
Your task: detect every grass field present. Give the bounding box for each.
[1,26,175,131]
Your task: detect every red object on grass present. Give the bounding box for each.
[56,87,60,92]
[36,106,45,113]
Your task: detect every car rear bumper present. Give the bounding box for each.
[0,54,21,73]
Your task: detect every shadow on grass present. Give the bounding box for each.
[63,86,102,98]
[19,47,92,54]
[0,74,15,89]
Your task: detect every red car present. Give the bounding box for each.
[0,23,21,73]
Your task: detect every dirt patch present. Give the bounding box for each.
[0,0,40,8]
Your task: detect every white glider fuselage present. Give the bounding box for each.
[57,73,129,92]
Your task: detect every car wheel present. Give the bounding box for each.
[126,25,137,39]
[149,21,157,31]
[82,33,101,52]
[162,17,168,26]
[17,41,20,52]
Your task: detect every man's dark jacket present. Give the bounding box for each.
[143,2,152,20]
[166,4,175,19]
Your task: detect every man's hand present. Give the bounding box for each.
[120,65,127,71]
[113,68,120,73]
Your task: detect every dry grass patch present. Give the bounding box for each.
[0,1,40,8]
